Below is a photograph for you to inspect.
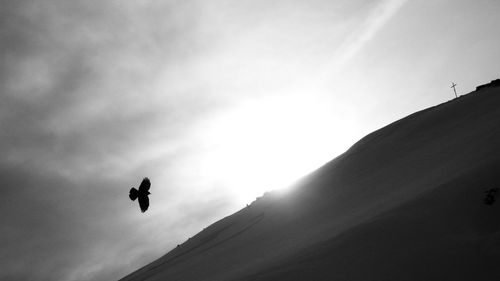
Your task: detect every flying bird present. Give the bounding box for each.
[129,177,151,212]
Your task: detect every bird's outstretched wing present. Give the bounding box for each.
[138,195,149,212]
[129,188,139,201]
[138,177,151,193]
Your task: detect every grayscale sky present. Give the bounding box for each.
[1,0,499,280]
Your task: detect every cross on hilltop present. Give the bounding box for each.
[451,82,458,98]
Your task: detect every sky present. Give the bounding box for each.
[1,0,500,280]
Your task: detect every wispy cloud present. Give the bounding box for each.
[317,0,408,82]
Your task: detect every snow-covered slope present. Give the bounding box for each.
[120,86,500,281]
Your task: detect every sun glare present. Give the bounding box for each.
[199,95,341,203]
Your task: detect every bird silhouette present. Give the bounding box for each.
[129,177,151,212]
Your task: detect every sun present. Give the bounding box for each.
[199,95,342,204]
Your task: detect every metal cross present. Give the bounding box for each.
[451,82,458,98]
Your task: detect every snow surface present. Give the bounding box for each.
[120,86,500,281]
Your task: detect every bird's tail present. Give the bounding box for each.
[129,188,139,201]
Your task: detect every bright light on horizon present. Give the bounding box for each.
[198,94,348,204]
